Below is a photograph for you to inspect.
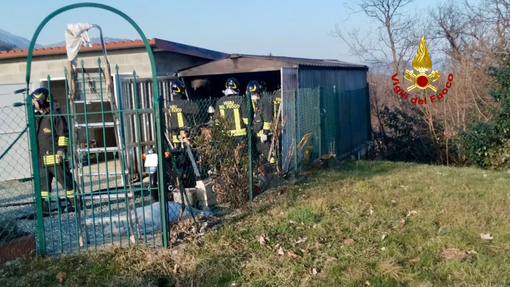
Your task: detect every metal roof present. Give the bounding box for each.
[176,54,367,77]
[0,38,229,60]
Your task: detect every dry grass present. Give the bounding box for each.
[3,160,510,286]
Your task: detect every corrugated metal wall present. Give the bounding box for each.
[297,67,370,160]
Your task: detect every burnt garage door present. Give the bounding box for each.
[0,83,35,181]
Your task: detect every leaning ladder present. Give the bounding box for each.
[67,41,140,244]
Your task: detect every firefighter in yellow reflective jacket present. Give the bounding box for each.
[215,78,248,146]
[247,81,275,163]
[32,88,77,217]
[167,80,199,148]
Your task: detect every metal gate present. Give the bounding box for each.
[23,3,180,255]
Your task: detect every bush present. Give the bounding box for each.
[457,63,510,170]
[194,117,252,208]
[371,104,444,164]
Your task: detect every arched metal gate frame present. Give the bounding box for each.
[24,2,174,255]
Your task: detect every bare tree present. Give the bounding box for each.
[332,0,422,74]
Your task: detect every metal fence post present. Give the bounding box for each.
[156,94,170,247]
[26,94,46,255]
[246,91,253,202]
[318,86,322,159]
[293,89,298,177]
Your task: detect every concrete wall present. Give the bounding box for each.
[0,48,154,83]
[0,48,215,84]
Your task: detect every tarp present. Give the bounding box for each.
[65,23,93,66]
[85,202,213,236]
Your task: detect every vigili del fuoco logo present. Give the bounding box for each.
[391,35,453,105]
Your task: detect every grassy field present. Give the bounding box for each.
[2,160,510,286]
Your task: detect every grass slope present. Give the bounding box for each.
[2,160,510,286]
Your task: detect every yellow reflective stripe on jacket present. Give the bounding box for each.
[58,136,69,146]
[263,122,272,130]
[219,109,225,117]
[177,112,184,127]
[229,129,247,136]
[172,135,180,143]
[256,130,273,137]
[41,191,49,198]
[43,154,68,165]
[233,109,242,131]
[66,190,75,198]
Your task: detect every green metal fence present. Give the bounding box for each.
[1,70,369,258]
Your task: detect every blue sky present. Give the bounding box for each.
[1,0,449,64]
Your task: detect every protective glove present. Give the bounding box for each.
[260,133,268,143]
[56,150,65,165]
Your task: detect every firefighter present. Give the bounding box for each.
[167,80,199,148]
[166,80,200,189]
[32,87,77,216]
[214,77,249,146]
[246,80,274,164]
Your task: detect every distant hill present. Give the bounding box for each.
[0,40,17,52]
[0,28,42,49]
[43,37,130,48]
[0,28,130,52]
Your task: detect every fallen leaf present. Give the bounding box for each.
[287,250,301,258]
[278,246,285,255]
[56,272,66,283]
[289,220,296,224]
[173,264,179,274]
[381,247,386,251]
[231,242,242,249]
[391,199,397,205]
[326,257,337,264]
[365,281,371,286]
[312,268,318,276]
[259,234,267,245]
[295,237,308,244]
[480,233,493,240]
[440,248,467,260]
[369,207,374,215]
[409,258,419,263]
[467,249,478,255]
[343,238,354,245]
[313,224,318,229]
[381,233,387,240]
[400,219,406,226]
[313,242,322,248]
[406,210,418,217]
[299,248,309,254]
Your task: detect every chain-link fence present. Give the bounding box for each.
[0,103,36,264]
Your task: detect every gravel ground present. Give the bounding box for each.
[0,176,197,256]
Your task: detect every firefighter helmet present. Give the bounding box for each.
[30,87,51,109]
[247,80,261,94]
[225,78,240,92]
[171,80,186,99]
